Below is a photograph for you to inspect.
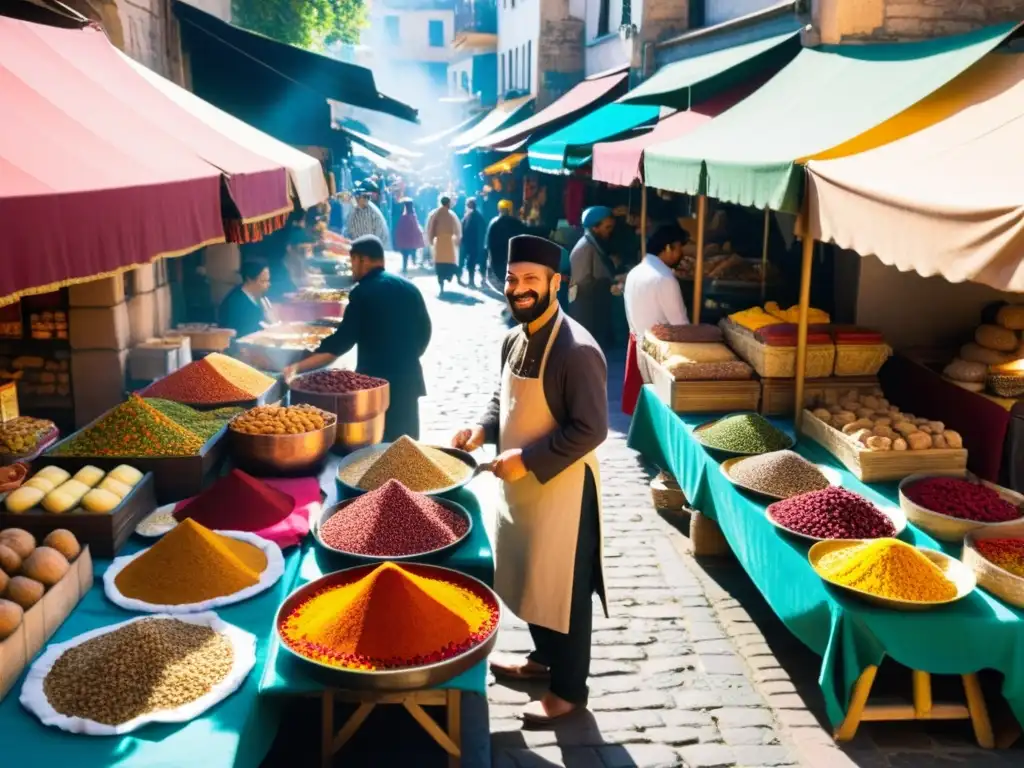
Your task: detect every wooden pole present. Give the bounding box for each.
[793,231,815,431]
[640,184,648,260]
[692,195,707,324]
[761,207,770,302]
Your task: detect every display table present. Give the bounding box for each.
[0,540,303,768]
[627,385,1024,740]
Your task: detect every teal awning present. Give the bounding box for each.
[622,30,801,110]
[644,24,1016,213]
[527,103,660,174]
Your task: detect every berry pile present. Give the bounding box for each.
[903,477,1020,523]
[768,487,896,540]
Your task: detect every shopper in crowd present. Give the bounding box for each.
[568,206,617,348]
[345,184,390,246]
[451,234,607,726]
[394,198,425,274]
[621,224,691,415]
[478,184,498,223]
[485,200,528,291]
[460,198,487,288]
[426,196,462,295]
[283,235,431,441]
[218,259,277,339]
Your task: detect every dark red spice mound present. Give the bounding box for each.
[320,479,469,556]
[174,469,294,530]
[768,487,896,540]
[291,369,387,394]
[903,477,1020,523]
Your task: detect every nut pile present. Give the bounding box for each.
[0,417,56,456]
[768,487,896,540]
[42,618,234,725]
[809,390,963,452]
[291,369,387,394]
[727,451,830,498]
[320,480,469,556]
[696,414,790,454]
[903,477,1020,523]
[340,436,471,492]
[230,405,331,436]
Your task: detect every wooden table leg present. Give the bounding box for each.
[404,700,461,758]
[321,691,334,768]
[962,674,995,748]
[834,665,878,742]
[912,671,932,718]
[447,690,462,768]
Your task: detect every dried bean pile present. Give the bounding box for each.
[697,414,790,454]
[321,480,468,556]
[43,618,234,725]
[728,451,830,498]
[975,538,1024,578]
[340,436,470,492]
[768,487,896,540]
[903,477,1020,523]
[815,539,956,602]
[291,369,387,394]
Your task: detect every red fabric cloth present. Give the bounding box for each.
[564,178,586,227]
[623,332,643,416]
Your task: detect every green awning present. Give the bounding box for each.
[527,103,660,174]
[644,24,1016,213]
[622,30,801,110]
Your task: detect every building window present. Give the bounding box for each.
[428,19,445,47]
[513,47,518,89]
[500,52,505,94]
[597,0,610,37]
[526,40,532,91]
[508,50,513,92]
[688,0,705,28]
[384,14,399,43]
[461,71,470,92]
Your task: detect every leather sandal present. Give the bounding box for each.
[489,660,551,681]
[520,699,581,726]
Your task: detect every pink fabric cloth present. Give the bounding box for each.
[394,212,425,250]
[173,476,322,549]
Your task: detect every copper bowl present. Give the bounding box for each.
[228,410,338,475]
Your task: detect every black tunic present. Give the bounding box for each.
[218,285,267,339]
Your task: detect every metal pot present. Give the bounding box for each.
[289,381,390,424]
[228,415,338,475]
[335,413,386,452]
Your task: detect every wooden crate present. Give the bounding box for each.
[761,376,880,416]
[800,409,968,483]
[0,546,93,701]
[0,472,158,557]
[720,320,835,379]
[640,350,760,414]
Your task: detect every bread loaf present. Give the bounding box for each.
[997,304,1024,330]
[959,343,1013,366]
[976,324,1018,352]
[942,358,987,384]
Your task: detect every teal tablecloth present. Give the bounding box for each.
[0,541,303,768]
[627,385,1024,728]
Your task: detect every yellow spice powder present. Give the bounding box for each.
[817,539,957,603]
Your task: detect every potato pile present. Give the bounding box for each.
[0,528,81,640]
[5,464,142,515]
[230,404,332,436]
[810,390,963,452]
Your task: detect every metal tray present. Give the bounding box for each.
[692,413,795,457]
[313,495,472,562]
[334,442,477,497]
[275,563,500,691]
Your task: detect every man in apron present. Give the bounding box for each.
[452,234,608,725]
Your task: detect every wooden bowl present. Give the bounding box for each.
[898,473,1024,543]
[963,521,1024,609]
[720,456,841,501]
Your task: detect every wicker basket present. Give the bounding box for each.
[690,510,730,557]
[899,473,1024,542]
[963,522,1024,609]
[650,473,686,511]
[834,343,892,377]
[720,321,834,379]
[988,373,1024,398]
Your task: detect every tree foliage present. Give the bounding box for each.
[233,0,367,49]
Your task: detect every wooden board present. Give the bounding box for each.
[0,472,158,557]
[761,376,880,416]
[800,409,968,483]
[639,350,760,414]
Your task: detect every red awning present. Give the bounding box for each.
[471,73,628,150]
[592,86,755,187]
[0,18,228,305]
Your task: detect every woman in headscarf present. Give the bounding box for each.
[394,198,425,273]
[568,206,617,348]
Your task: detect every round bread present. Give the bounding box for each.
[5,576,43,609]
[21,546,69,587]
[959,342,1014,366]
[0,544,21,576]
[43,530,81,562]
[0,598,23,640]
[0,528,35,559]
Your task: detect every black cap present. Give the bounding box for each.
[508,235,562,273]
[350,234,385,261]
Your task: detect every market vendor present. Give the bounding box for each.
[451,234,608,725]
[218,259,277,339]
[568,206,617,348]
[282,235,431,441]
[621,224,691,414]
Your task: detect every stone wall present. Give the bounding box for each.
[631,0,689,74]
[538,0,585,107]
[815,0,1024,43]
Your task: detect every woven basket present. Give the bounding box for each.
[963,522,1024,609]
[650,473,686,511]
[834,343,892,377]
[690,510,730,557]
[988,373,1024,398]
[720,321,834,379]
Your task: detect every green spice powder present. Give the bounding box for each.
[52,396,205,458]
[146,399,241,441]
[698,414,790,454]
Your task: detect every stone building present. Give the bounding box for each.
[497,0,586,108]
[813,0,1024,43]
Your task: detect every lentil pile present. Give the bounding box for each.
[728,451,830,498]
[146,399,242,441]
[903,476,1021,523]
[280,562,498,670]
[43,618,234,726]
[974,538,1024,578]
[115,519,266,605]
[769,487,896,540]
[140,353,275,405]
[291,369,387,394]
[320,480,469,556]
[696,414,790,454]
[230,405,330,436]
[174,470,293,531]
[339,436,471,492]
[815,539,958,603]
[51,396,205,457]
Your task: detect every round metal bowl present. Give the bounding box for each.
[335,442,478,497]
[898,473,1024,543]
[692,413,795,457]
[313,495,473,562]
[336,413,387,452]
[275,563,500,691]
[228,409,338,475]
[289,379,390,423]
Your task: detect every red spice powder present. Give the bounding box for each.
[141,357,272,405]
[320,479,468,556]
[904,477,1020,523]
[174,469,295,530]
[975,538,1024,577]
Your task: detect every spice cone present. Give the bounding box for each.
[115,518,265,605]
[140,353,274,405]
[174,469,294,530]
[52,396,204,457]
[357,436,453,492]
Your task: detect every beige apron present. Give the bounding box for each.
[494,310,604,633]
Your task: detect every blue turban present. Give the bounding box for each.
[582,206,613,229]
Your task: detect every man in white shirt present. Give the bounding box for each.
[621,224,690,414]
